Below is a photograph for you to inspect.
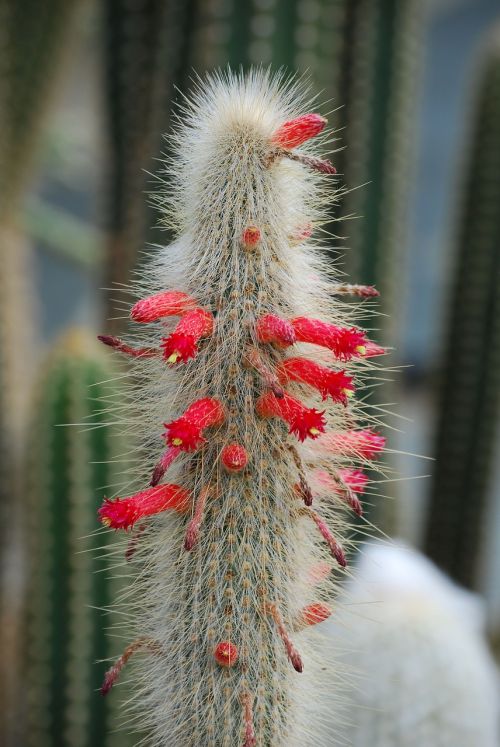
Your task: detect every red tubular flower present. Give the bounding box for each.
[164,397,225,451]
[214,641,238,667]
[242,226,261,247]
[255,314,296,348]
[131,290,196,323]
[315,429,385,460]
[291,317,368,360]
[300,602,332,627]
[99,484,190,530]
[97,335,158,358]
[279,358,354,404]
[161,307,214,364]
[256,391,326,442]
[221,443,248,472]
[271,113,327,149]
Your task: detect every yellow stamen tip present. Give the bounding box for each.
[167,352,180,363]
[172,438,183,446]
[309,428,320,436]
[101,517,112,527]
[356,345,366,355]
[344,389,354,398]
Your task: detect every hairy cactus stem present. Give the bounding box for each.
[97,71,388,747]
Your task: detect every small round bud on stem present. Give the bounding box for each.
[221,444,248,472]
[214,641,239,667]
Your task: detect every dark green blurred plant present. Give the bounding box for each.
[0,4,84,743]
[424,30,500,589]
[23,329,132,747]
[103,0,425,344]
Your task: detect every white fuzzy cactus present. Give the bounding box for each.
[98,70,387,747]
[326,542,500,746]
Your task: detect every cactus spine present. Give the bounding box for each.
[99,70,387,746]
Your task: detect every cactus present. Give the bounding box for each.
[329,542,500,746]
[424,29,500,589]
[96,70,389,746]
[23,329,132,747]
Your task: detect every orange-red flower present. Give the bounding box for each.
[256,391,326,441]
[161,307,214,364]
[164,398,225,451]
[291,317,368,361]
[99,484,190,530]
[279,358,354,404]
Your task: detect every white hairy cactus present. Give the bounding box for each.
[327,542,500,746]
[98,70,387,747]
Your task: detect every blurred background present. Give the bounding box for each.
[1,0,499,745]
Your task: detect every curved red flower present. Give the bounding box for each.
[161,307,214,364]
[99,484,190,530]
[291,317,368,361]
[256,391,326,441]
[164,397,225,451]
[279,358,354,404]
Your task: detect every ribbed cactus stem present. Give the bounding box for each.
[99,71,386,746]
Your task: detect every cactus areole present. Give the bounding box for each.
[98,71,386,746]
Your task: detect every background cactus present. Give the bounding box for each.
[424,29,500,589]
[329,542,500,746]
[98,70,388,747]
[23,329,132,747]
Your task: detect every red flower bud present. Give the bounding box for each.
[256,391,326,441]
[301,602,332,627]
[131,290,196,323]
[242,226,261,247]
[255,314,296,348]
[291,317,368,361]
[214,641,238,667]
[99,484,190,530]
[221,443,248,472]
[271,113,327,149]
[164,398,225,451]
[279,358,354,404]
[161,308,214,364]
